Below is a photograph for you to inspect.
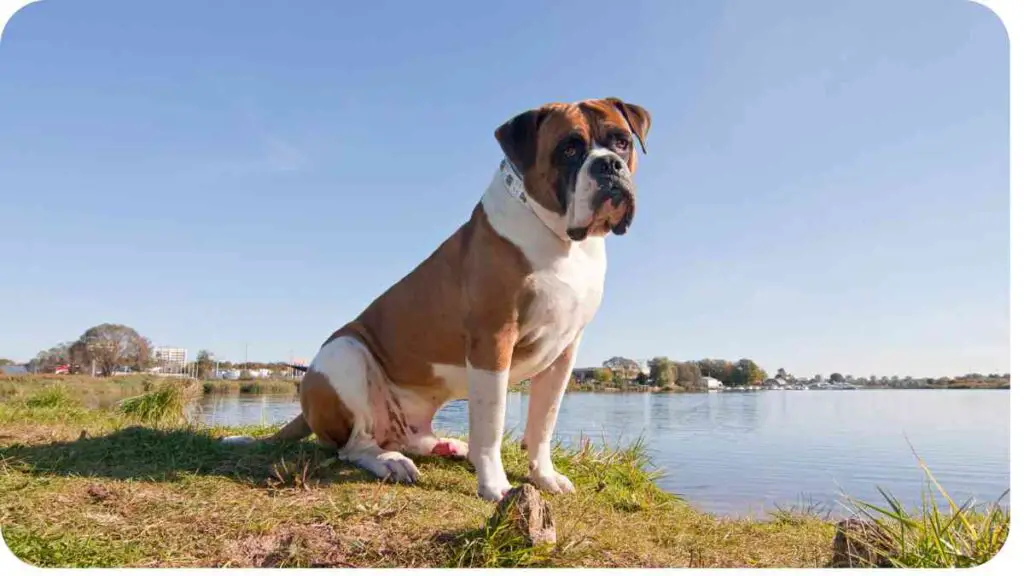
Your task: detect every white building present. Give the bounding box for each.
[701,376,723,390]
[152,347,187,374]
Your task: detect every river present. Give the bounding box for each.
[196,388,1010,517]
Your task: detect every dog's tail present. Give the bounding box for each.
[220,413,312,446]
[220,366,312,446]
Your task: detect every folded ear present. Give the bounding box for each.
[494,107,549,175]
[605,97,651,154]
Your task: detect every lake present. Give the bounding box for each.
[197,389,1010,517]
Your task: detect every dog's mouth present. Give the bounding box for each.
[567,184,636,241]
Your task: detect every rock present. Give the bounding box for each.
[86,484,113,503]
[488,484,556,547]
[830,518,894,568]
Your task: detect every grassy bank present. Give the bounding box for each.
[1,375,297,407]
[0,386,1008,568]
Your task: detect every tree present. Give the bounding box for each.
[0,358,14,366]
[194,349,214,379]
[829,373,843,383]
[73,323,152,377]
[673,361,702,388]
[28,342,76,373]
[593,368,613,383]
[698,358,735,384]
[731,358,768,386]
[775,367,789,380]
[648,357,676,386]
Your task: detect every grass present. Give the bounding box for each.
[0,395,1007,568]
[23,385,80,411]
[838,449,1010,568]
[116,380,202,425]
[2,375,297,411]
[0,400,837,568]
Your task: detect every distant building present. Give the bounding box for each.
[572,368,599,382]
[153,347,188,374]
[602,357,642,380]
[701,376,723,389]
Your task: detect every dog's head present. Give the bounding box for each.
[494,97,651,241]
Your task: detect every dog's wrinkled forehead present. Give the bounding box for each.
[537,101,635,161]
[494,98,651,177]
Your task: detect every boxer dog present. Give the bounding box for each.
[224,98,651,501]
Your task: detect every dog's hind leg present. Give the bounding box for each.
[311,335,422,483]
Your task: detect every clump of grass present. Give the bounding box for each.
[841,453,1010,568]
[116,380,200,425]
[446,506,556,568]
[25,385,80,410]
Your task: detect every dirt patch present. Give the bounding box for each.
[222,523,357,567]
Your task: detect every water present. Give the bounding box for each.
[197,389,1010,517]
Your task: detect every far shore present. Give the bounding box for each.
[0,374,1008,409]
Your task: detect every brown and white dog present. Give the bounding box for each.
[224,98,651,501]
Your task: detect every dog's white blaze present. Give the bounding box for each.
[569,146,629,230]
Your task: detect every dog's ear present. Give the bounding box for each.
[605,97,651,154]
[494,107,549,175]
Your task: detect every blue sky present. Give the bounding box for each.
[0,0,1009,377]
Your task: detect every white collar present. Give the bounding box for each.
[498,157,529,205]
[497,158,567,240]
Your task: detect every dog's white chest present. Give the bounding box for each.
[510,238,606,382]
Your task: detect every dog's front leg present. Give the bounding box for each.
[466,331,515,501]
[523,332,581,494]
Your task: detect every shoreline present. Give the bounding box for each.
[0,385,1008,568]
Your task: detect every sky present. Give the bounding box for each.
[0,0,1009,378]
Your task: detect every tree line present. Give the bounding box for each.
[27,324,152,377]
[19,323,301,379]
[646,357,769,388]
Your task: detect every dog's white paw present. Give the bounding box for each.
[529,469,575,494]
[361,451,421,484]
[477,478,513,501]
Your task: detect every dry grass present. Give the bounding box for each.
[0,400,836,568]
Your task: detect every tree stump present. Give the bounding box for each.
[830,518,895,568]
[488,484,556,547]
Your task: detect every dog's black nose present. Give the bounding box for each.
[567,227,588,241]
[589,155,626,178]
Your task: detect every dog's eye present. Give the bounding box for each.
[613,136,630,152]
[563,145,579,159]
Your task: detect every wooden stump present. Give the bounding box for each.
[830,518,895,568]
[489,484,556,547]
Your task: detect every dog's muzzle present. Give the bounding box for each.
[566,173,636,241]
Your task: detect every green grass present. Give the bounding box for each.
[0,401,837,568]
[116,380,201,425]
[840,450,1010,568]
[23,385,80,410]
